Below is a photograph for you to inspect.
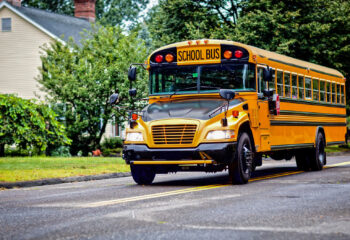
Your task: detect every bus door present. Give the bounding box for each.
[257,66,272,152]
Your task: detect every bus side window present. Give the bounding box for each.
[257,67,264,92]
[331,83,336,103]
[341,85,345,104]
[326,81,331,102]
[277,70,283,96]
[320,80,325,102]
[298,75,304,99]
[313,78,319,101]
[284,72,291,98]
[305,77,312,99]
[292,74,297,99]
[337,84,341,104]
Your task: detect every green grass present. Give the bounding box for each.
[0,157,130,182]
[325,143,350,153]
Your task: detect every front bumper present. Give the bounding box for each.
[122,142,237,165]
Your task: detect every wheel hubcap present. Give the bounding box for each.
[242,143,253,174]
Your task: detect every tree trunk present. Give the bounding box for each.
[0,144,5,157]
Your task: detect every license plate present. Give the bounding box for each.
[177,45,221,65]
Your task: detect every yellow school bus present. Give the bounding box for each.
[112,39,347,185]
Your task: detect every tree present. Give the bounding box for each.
[230,0,350,110]
[38,25,148,155]
[147,0,243,48]
[0,94,70,157]
[22,0,149,27]
[22,0,74,16]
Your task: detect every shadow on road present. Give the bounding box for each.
[149,165,300,187]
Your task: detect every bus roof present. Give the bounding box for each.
[149,39,345,81]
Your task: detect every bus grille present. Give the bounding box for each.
[152,124,197,145]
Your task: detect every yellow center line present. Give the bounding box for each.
[81,160,350,208]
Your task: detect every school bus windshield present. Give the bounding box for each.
[150,63,256,95]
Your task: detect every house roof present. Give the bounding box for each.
[0,1,91,45]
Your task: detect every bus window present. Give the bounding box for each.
[277,70,283,96]
[320,80,325,102]
[270,68,275,91]
[313,79,319,101]
[341,85,345,104]
[291,74,297,99]
[337,84,341,104]
[257,67,264,92]
[332,83,336,103]
[298,75,304,99]
[326,82,330,102]
[305,77,312,99]
[284,72,291,98]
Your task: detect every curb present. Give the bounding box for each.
[0,172,131,189]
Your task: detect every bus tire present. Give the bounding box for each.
[131,165,156,185]
[310,132,326,171]
[295,150,311,171]
[229,132,254,184]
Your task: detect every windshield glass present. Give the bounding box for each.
[150,63,256,95]
[141,98,242,122]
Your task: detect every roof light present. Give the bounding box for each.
[234,50,243,58]
[196,40,200,45]
[204,39,209,44]
[188,41,192,45]
[224,50,232,59]
[155,54,163,63]
[165,53,174,63]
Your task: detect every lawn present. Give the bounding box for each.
[0,157,130,182]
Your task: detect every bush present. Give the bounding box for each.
[101,137,123,149]
[50,146,71,157]
[101,147,122,157]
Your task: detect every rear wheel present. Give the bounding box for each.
[229,132,254,184]
[310,132,326,171]
[130,165,156,185]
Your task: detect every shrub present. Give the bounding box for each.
[101,137,123,149]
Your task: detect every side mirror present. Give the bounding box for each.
[128,67,137,81]
[129,88,137,97]
[109,93,119,105]
[263,67,273,82]
[219,89,236,100]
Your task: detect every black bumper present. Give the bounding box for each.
[122,142,237,164]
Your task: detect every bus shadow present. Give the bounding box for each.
[151,166,301,187]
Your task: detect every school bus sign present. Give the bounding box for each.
[177,45,221,65]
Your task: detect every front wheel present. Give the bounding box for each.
[229,132,254,184]
[130,165,156,185]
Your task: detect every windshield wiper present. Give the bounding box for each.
[169,86,198,98]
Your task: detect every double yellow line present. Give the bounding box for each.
[81,161,350,208]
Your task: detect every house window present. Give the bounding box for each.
[1,18,12,32]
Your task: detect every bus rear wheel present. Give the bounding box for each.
[229,132,254,184]
[130,165,156,185]
[310,132,326,171]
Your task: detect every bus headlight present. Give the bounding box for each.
[126,132,144,141]
[206,130,234,140]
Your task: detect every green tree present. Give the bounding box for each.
[0,94,70,157]
[38,25,148,155]
[147,0,237,48]
[231,0,350,109]
[22,0,149,27]
[22,0,74,16]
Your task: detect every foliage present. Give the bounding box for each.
[101,137,123,149]
[22,0,74,16]
[38,25,148,155]
[22,0,149,27]
[0,156,128,182]
[0,94,71,157]
[50,146,72,157]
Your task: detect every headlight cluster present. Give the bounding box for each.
[206,130,234,140]
[126,132,144,142]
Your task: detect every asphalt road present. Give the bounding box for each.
[1,155,350,240]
